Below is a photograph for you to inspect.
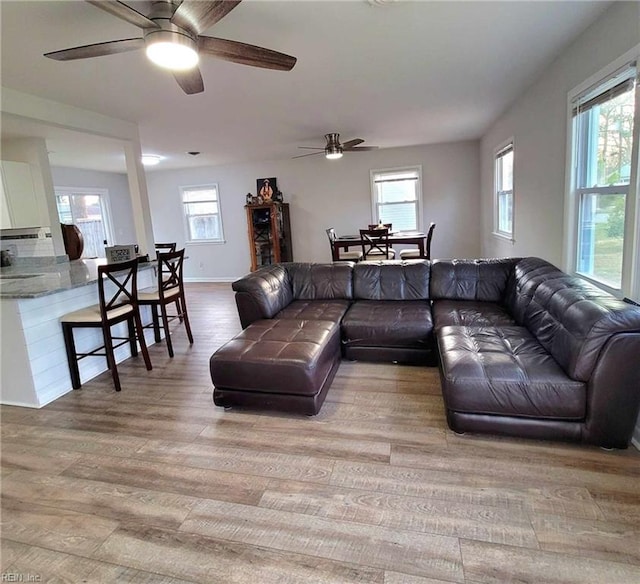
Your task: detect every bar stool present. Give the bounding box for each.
[60,258,152,392]
[139,248,193,357]
[154,242,176,258]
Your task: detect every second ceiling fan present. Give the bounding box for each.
[294,133,379,159]
[44,0,297,95]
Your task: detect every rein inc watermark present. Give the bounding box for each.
[1,574,42,582]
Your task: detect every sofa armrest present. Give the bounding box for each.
[584,332,640,448]
[232,264,293,328]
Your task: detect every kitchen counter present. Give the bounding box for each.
[1,258,157,407]
[0,258,155,298]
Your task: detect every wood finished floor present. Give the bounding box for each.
[2,282,640,583]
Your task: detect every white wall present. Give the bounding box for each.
[480,1,640,451]
[50,166,137,246]
[146,140,481,281]
[480,1,640,265]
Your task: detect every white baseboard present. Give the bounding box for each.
[184,277,236,283]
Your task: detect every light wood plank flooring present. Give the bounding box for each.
[2,282,639,583]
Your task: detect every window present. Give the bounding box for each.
[55,187,113,258]
[370,166,422,232]
[494,142,514,239]
[181,184,224,243]
[569,60,638,291]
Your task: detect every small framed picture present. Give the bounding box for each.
[256,177,277,202]
[105,244,136,264]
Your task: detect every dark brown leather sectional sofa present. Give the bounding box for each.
[210,257,640,449]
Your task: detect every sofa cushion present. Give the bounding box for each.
[286,262,353,300]
[432,300,516,330]
[437,325,586,420]
[210,319,340,397]
[232,264,293,327]
[504,257,566,324]
[276,299,351,324]
[342,300,433,349]
[353,260,430,300]
[520,276,640,381]
[430,259,518,302]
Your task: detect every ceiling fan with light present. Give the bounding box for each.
[294,133,379,160]
[44,0,297,95]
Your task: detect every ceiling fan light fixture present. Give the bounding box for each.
[145,31,199,71]
[325,145,343,160]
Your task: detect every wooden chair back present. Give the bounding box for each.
[360,228,392,259]
[425,222,436,260]
[156,248,186,301]
[97,258,139,321]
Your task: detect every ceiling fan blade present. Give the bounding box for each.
[347,146,379,152]
[172,0,242,35]
[199,36,297,71]
[173,67,205,95]
[44,38,144,61]
[85,1,158,29]
[292,151,325,159]
[341,139,365,149]
[297,147,325,150]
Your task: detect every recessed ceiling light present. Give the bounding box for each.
[141,154,162,166]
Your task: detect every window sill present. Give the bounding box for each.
[186,240,226,246]
[492,232,515,243]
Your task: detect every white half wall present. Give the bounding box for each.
[480,1,640,265]
[50,166,137,246]
[146,140,481,281]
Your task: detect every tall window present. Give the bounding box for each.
[494,142,514,238]
[181,184,224,243]
[55,187,113,258]
[370,166,422,232]
[570,61,638,290]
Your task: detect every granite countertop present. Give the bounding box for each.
[0,258,156,299]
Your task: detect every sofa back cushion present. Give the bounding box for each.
[520,274,640,381]
[232,264,293,327]
[430,259,517,302]
[504,257,566,323]
[286,262,354,300]
[353,260,430,300]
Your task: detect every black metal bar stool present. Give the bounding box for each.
[60,258,152,392]
[139,248,193,357]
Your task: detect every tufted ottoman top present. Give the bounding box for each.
[210,319,340,396]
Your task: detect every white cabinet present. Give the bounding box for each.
[0,161,40,229]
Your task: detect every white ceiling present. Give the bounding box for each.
[1,0,610,173]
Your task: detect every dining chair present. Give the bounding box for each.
[155,242,177,258]
[139,248,193,357]
[399,222,436,260]
[326,228,363,262]
[60,258,152,392]
[360,228,396,260]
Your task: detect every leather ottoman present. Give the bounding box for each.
[210,319,341,415]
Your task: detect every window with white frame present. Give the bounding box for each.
[370,166,422,232]
[494,142,514,238]
[569,60,638,292]
[55,187,113,258]
[181,184,224,243]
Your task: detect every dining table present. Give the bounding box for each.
[332,231,427,261]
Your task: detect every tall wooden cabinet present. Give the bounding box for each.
[245,202,292,271]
